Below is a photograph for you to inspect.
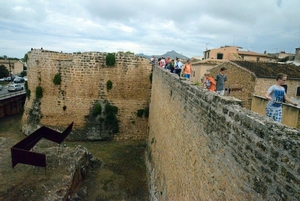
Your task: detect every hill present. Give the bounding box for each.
[136,50,189,60]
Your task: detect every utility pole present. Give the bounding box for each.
[9,60,12,82]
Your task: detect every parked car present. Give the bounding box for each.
[0,84,2,91]
[23,76,28,82]
[8,84,24,92]
[0,77,5,82]
[14,77,25,83]
[4,77,12,82]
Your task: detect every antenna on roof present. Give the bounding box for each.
[206,43,209,50]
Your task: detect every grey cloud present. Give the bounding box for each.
[0,0,299,58]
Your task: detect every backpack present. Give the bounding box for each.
[206,79,211,89]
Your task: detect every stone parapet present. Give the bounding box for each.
[147,66,300,200]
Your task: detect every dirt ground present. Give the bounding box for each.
[0,115,149,201]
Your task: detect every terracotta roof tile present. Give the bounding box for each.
[231,60,300,79]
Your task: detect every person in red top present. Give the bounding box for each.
[183,59,192,80]
[204,72,216,92]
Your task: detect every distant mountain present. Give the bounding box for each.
[135,53,151,59]
[161,50,190,60]
[136,50,189,60]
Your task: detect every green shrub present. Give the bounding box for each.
[125,51,134,55]
[105,104,118,114]
[107,80,113,91]
[144,107,149,118]
[137,107,149,118]
[26,89,31,99]
[35,86,43,99]
[20,70,27,77]
[93,103,102,116]
[106,53,116,66]
[53,73,62,85]
[104,103,119,134]
[137,109,144,118]
[24,81,28,91]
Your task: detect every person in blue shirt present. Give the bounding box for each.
[265,73,298,122]
[174,58,183,77]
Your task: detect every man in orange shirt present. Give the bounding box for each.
[183,59,192,80]
[204,72,216,92]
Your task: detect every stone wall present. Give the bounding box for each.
[147,66,300,200]
[22,49,152,140]
[208,61,256,109]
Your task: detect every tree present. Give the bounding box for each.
[23,53,28,63]
[20,70,27,77]
[0,65,9,78]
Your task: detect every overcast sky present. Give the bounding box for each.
[0,0,299,59]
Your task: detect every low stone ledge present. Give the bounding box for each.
[0,138,99,201]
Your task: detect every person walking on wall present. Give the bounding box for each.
[204,72,216,92]
[183,59,192,80]
[174,58,183,77]
[265,73,298,122]
[215,67,227,95]
[170,59,175,73]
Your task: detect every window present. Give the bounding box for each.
[217,53,223,60]
[283,85,288,102]
[256,57,260,62]
[283,85,288,93]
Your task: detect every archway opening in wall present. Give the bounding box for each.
[296,87,300,96]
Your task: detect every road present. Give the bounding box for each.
[0,82,26,99]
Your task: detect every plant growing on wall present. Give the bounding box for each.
[106,80,113,91]
[53,73,62,85]
[137,109,144,118]
[26,90,31,99]
[35,86,43,99]
[102,103,119,133]
[93,103,102,116]
[125,51,134,55]
[144,107,149,118]
[137,107,149,118]
[106,53,116,66]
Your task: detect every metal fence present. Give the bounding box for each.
[11,122,74,168]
